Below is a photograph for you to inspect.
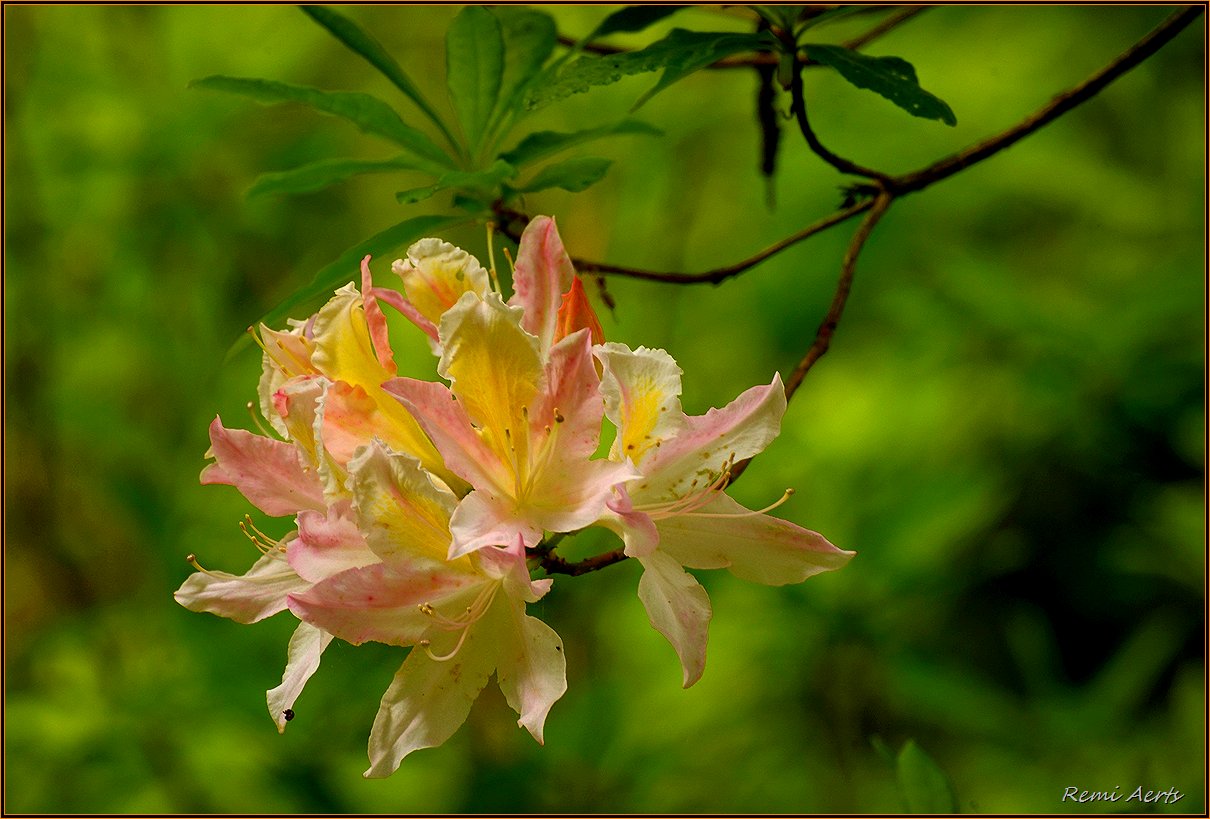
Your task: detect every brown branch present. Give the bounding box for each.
[502,7,1199,576]
[728,191,893,485]
[494,201,873,285]
[508,6,1200,290]
[790,55,893,182]
[889,5,1203,195]
[785,192,893,401]
[536,547,629,577]
[842,5,930,51]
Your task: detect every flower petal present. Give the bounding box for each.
[392,237,490,327]
[288,563,481,647]
[637,550,712,688]
[554,276,604,346]
[509,215,575,353]
[496,602,567,744]
[383,377,512,498]
[655,493,855,585]
[174,551,307,624]
[364,607,502,778]
[360,256,397,376]
[526,456,640,535]
[602,486,660,558]
[596,343,688,463]
[528,329,605,462]
[371,286,440,348]
[309,283,392,389]
[201,417,325,516]
[347,441,472,572]
[308,284,450,483]
[288,501,378,584]
[438,291,541,455]
[266,621,333,733]
[639,374,786,501]
[448,491,544,559]
[257,324,316,437]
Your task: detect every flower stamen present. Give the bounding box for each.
[682,488,796,518]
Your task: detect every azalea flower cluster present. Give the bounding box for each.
[176,216,853,777]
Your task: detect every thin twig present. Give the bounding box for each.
[790,58,893,182]
[537,547,628,577]
[503,8,1200,576]
[785,192,893,401]
[728,191,893,484]
[890,5,1202,194]
[493,201,873,285]
[842,5,930,50]
[507,6,1200,289]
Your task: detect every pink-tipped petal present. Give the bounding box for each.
[288,502,377,584]
[604,486,660,558]
[509,216,575,353]
[526,456,640,535]
[448,491,543,559]
[174,551,308,624]
[637,551,712,688]
[640,374,787,501]
[383,377,511,497]
[371,286,440,346]
[202,417,325,516]
[655,494,854,585]
[360,256,397,375]
[288,563,479,647]
[528,329,604,461]
[476,535,554,603]
[266,622,333,733]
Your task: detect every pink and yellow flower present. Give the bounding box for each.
[594,343,855,687]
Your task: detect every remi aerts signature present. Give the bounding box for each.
[1062,786,1184,806]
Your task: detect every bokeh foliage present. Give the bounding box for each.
[4,5,1203,813]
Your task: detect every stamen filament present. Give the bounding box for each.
[245,401,281,440]
[423,627,471,662]
[485,222,503,295]
[682,488,796,519]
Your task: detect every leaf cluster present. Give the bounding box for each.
[195,5,958,329]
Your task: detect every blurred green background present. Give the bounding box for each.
[5,5,1203,813]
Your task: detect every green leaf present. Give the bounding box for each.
[299,5,453,142]
[500,119,661,167]
[446,6,505,152]
[526,29,775,112]
[247,156,434,198]
[587,6,689,41]
[803,44,957,125]
[192,76,456,167]
[515,157,612,193]
[490,8,557,131]
[896,740,958,813]
[259,214,466,331]
[396,159,515,204]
